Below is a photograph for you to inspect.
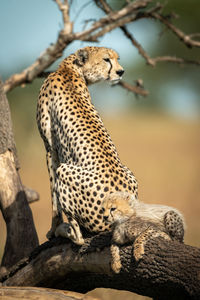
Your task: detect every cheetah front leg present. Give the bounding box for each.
[54,217,84,245]
[46,151,63,239]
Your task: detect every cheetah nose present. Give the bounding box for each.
[103,215,109,221]
[116,69,124,77]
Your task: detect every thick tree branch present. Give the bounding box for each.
[0,81,39,275]
[23,185,40,204]
[1,231,200,300]
[0,287,99,300]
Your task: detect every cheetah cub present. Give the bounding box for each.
[102,192,185,273]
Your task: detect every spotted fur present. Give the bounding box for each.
[102,192,185,273]
[36,47,138,244]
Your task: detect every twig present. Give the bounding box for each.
[118,80,149,97]
[153,56,200,66]
[149,12,200,48]
[120,26,155,66]
[73,0,152,41]
[95,0,200,68]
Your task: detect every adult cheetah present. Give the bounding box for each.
[37,46,138,244]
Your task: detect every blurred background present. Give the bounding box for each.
[0,0,200,299]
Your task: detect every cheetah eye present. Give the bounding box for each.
[104,58,110,63]
[110,207,116,212]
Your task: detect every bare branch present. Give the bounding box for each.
[23,186,40,204]
[3,0,200,94]
[153,55,200,66]
[71,0,152,41]
[120,26,156,66]
[149,12,200,48]
[54,0,72,35]
[95,0,200,69]
[3,0,73,93]
[3,0,152,93]
[118,80,149,97]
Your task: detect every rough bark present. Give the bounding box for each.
[0,81,39,275]
[1,232,200,300]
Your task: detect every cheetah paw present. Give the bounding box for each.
[55,222,84,245]
[46,228,56,240]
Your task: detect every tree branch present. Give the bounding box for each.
[1,231,200,300]
[0,81,39,275]
[3,0,152,93]
[54,0,72,35]
[150,12,200,48]
[95,0,200,67]
[0,287,99,300]
[118,80,149,97]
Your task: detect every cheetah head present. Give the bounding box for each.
[74,46,124,84]
[102,192,135,224]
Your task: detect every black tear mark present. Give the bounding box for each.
[107,61,112,80]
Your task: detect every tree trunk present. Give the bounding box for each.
[0,81,39,275]
[1,232,200,300]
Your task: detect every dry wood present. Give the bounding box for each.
[0,81,39,275]
[1,232,200,300]
[0,286,99,300]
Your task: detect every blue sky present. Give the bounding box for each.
[0,0,199,118]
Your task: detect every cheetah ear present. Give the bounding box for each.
[74,48,89,66]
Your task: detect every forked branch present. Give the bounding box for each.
[95,0,200,67]
[3,0,151,94]
[3,1,200,94]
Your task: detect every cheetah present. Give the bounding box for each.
[102,192,185,273]
[37,46,138,244]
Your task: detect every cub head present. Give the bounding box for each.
[102,192,135,224]
[74,46,124,84]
